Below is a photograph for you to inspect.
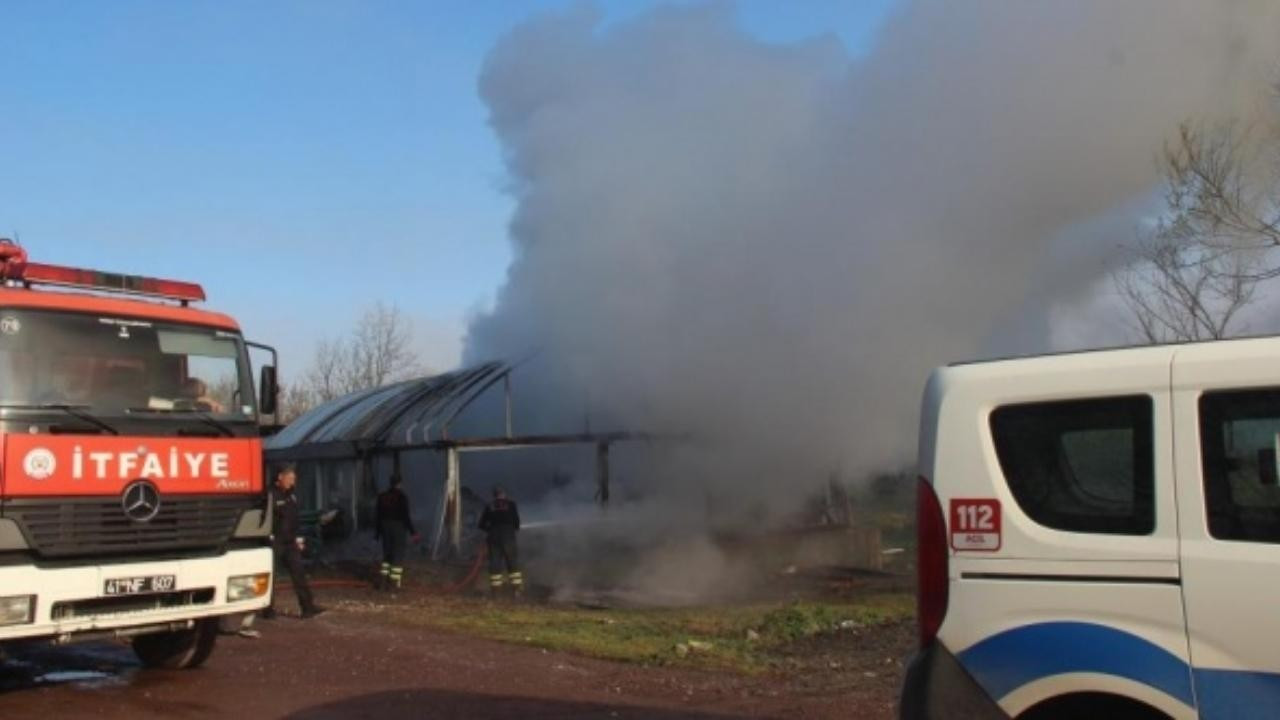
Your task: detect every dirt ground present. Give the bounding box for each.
[0,583,912,720]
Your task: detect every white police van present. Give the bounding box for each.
[901,338,1280,720]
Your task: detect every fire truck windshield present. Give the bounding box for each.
[0,309,254,420]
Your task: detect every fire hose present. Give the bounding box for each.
[440,545,488,594]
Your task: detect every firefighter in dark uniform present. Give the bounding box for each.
[374,473,418,590]
[263,464,323,619]
[478,486,522,597]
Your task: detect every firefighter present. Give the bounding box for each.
[262,464,324,619]
[478,485,522,597]
[374,473,418,590]
[179,376,224,413]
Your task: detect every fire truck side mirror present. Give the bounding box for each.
[259,365,278,416]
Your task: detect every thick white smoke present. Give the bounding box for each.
[465,1,1280,522]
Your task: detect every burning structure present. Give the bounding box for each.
[265,359,882,604]
[264,361,650,559]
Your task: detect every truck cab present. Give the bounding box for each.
[0,241,278,669]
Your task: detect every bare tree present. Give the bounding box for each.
[341,303,419,390]
[1115,233,1259,342]
[307,337,348,404]
[1159,121,1280,277]
[303,302,422,405]
[1117,120,1276,342]
[278,381,315,424]
[208,376,241,413]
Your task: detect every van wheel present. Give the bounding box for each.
[132,619,218,669]
[1018,692,1171,720]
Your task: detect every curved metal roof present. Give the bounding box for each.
[265,361,511,461]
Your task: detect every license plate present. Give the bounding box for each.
[104,575,177,596]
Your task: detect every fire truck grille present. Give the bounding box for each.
[52,588,217,621]
[4,496,256,558]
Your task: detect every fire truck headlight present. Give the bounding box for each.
[0,595,35,625]
[227,574,271,602]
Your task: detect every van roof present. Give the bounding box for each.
[947,333,1280,369]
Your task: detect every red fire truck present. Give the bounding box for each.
[0,240,277,669]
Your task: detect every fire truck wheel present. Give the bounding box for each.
[132,619,219,669]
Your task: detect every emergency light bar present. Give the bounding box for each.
[0,239,206,304]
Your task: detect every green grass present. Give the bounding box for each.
[388,593,913,673]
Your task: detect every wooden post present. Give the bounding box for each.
[447,447,462,555]
[431,448,453,561]
[354,456,367,533]
[596,442,610,506]
[504,373,513,439]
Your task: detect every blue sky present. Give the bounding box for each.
[0,0,897,377]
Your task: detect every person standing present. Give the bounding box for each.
[374,473,418,590]
[478,486,522,597]
[263,464,324,619]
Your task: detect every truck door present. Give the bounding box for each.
[1173,342,1280,718]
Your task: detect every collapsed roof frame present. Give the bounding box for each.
[265,361,652,557]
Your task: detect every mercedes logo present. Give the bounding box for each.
[121,480,161,523]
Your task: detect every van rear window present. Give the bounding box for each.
[989,396,1154,535]
[1199,389,1280,543]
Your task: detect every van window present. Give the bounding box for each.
[990,396,1154,535]
[1199,389,1280,543]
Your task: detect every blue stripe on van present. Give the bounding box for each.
[955,621,1196,707]
[1194,669,1280,719]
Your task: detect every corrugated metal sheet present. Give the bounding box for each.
[265,361,510,461]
